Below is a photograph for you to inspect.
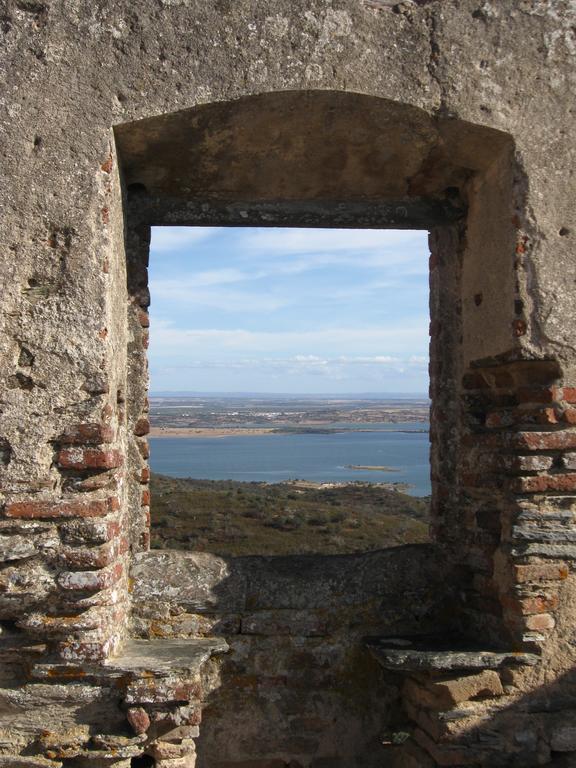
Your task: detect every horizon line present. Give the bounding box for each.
[150,390,430,398]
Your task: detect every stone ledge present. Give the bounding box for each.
[366,636,539,673]
[0,757,63,767]
[30,637,229,683]
[104,637,229,677]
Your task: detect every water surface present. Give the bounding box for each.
[150,422,430,496]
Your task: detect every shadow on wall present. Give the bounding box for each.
[130,544,456,768]
[384,659,576,768]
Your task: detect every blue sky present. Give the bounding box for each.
[149,227,429,394]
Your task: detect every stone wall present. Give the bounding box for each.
[131,546,449,768]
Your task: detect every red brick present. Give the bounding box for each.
[517,386,561,404]
[140,466,150,483]
[485,407,558,429]
[563,409,576,424]
[58,423,115,445]
[485,411,506,428]
[502,593,559,615]
[141,489,150,506]
[101,156,113,174]
[136,307,150,328]
[101,403,114,421]
[563,387,576,404]
[127,707,150,735]
[107,520,122,539]
[514,563,569,583]
[5,497,116,519]
[134,417,150,436]
[57,448,123,470]
[468,431,576,452]
[511,473,576,493]
[515,432,576,451]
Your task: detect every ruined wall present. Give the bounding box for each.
[1,1,576,766]
[131,547,448,768]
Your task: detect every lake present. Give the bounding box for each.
[149,422,431,496]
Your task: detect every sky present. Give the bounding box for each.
[148,227,430,395]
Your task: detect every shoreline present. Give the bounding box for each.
[148,422,429,440]
[149,427,276,438]
[149,425,428,439]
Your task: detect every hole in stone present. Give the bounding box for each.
[7,372,34,391]
[18,345,34,367]
[559,227,570,237]
[131,757,155,767]
[15,0,47,15]
[0,437,12,466]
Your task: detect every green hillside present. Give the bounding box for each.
[150,474,430,556]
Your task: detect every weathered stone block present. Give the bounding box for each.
[150,739,196,759]
[0,534,37,562]
[405,669,503,710]
[524,613,556,631]
[57,562,123,591]
[59,519,121,546]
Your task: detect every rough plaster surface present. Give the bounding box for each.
[1,1,576,766]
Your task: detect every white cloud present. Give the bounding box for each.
[150,227,219,253]
[152,353,428,383]
[150,322,429,357]
[150,227,430,288]
[242,228,425,256]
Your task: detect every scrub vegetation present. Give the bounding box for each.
[150,473,430,556]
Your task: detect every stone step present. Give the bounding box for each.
[366,635,539,673]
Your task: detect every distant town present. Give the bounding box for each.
[149,394,430,437]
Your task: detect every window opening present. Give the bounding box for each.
[146,226,431,557]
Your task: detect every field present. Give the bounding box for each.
[150,473,430,556]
